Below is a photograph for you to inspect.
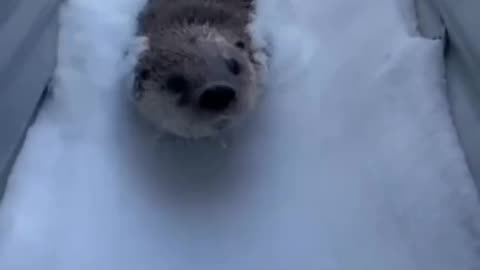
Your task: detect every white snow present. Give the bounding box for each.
[1,0,480,269]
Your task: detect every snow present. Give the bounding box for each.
[1,0,480,269]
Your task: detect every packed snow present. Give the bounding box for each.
[1,0,479,269]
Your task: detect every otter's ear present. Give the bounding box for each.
[139,69,150,80]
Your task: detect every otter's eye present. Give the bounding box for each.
[166,74,189,93]
[235,41,245,49]
[226,58,241,76]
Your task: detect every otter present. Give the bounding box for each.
[129,0,267,139]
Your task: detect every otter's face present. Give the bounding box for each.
[134,27,260,139]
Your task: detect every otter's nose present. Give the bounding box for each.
[198,85,236,112]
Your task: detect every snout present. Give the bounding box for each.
[197,84,237,112]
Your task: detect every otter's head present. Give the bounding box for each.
[134,25,260,139]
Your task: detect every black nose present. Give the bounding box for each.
[198,85,236,112]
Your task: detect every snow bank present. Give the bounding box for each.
[1,0,479,269]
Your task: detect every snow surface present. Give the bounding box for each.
[1,0,480,269]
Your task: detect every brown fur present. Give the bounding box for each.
[131,0,265,139]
